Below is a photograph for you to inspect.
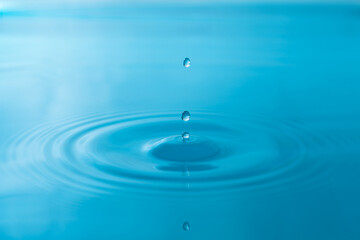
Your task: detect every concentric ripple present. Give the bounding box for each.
[2,112,339,195]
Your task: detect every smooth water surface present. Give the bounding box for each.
[0,1,360,239]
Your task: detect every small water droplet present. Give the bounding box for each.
[181,111,190,121]
[183,58,191,68]
[183,221,190,231]
[182,132,190,142]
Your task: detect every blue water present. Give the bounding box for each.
[0,1,360,239]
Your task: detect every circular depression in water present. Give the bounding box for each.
[3,112,333,194]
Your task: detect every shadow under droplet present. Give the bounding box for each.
[150,136,222,162]
[157,164,217,172]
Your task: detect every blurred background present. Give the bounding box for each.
[0,0,360,239]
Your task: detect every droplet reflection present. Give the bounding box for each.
[183,221,190,231]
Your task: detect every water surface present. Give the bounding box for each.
[0,2,360,239]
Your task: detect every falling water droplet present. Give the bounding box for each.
[181,111,190,122]
[183,221,190,231]
[182,132,190,142]
[183,58,191,68]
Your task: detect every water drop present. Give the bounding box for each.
[183,58,191,68]
[183,221,190,231]
[182,132,190,142]
[181,111,190,122]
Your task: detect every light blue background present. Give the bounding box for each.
[0,1,360,239]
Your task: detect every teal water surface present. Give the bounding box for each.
[0,2,360,239]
